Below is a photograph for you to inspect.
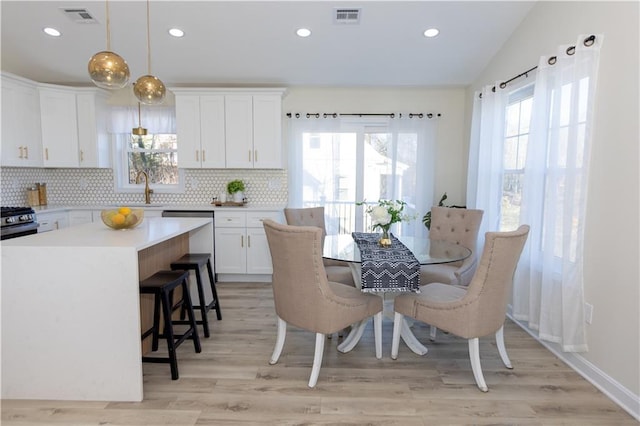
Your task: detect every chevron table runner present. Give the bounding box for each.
[352,232,421,293]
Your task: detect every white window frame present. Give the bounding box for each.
[112,133,185,194]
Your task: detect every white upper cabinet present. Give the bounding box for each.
[39,86,79,167]
[76,90,110,168]
[225,95,254,168]
[175,94,225,168]
[1,73,43,167]
[173,88,285,169]
[39,85,110,168]
[252,95,282,169]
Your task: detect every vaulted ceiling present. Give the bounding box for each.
[1,1,535,87]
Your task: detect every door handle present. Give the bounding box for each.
[19,146,23,159]
[241,235,244,247]
[24,146,29,159]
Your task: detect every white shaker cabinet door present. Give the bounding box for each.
[224,95,253,169]
[246,227,273,274]
[252,95,282,169]
[175,95,202,168]
[1,75,43,167]
[199,95,226,168]
[40,87,79,167]
[214,227,247,274]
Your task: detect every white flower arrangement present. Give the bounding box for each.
[358,199,413,232]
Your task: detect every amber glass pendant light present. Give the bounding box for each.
[88,0,130,89]
[133,0,166,105]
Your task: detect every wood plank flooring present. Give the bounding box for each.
[2,282,635,425]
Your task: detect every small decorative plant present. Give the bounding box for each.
[226,179,245,194]
[422,193,466,229]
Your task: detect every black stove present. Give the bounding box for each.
[1,206,38,240]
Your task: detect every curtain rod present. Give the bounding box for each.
[286,112,442,119]
[479,34,597,99]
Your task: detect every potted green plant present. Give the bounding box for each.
[227,179,246,203]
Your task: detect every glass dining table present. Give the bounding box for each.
[323,234,471,356]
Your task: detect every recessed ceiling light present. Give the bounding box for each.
[296,28,311,38]
[168,28,184,37]
[423,28,439,38]
[43,27,61,37]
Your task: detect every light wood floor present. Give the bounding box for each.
[2,282,635,425]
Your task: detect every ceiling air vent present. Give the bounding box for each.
[60,8,98,24]
[334,8,361,24]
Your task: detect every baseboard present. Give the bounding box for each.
[217,274,272,283]
[507,311,640,421]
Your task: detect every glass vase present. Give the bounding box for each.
[379,227,392,247]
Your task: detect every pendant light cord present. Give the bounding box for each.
[105,0,111,50]
[146,0,151,75]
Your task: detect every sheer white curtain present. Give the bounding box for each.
[108,105,176,134]
[512,35,602,352]
[466,84,509,249]
[288,114,436,238]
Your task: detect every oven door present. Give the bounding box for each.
[1,223,39,240]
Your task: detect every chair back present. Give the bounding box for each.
[463,225,530,337]
[428,206,484,285]
[429,206,483,248]
[284,207,327,242]
[263,219,337,332]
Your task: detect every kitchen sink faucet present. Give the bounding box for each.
[135,171,154,204]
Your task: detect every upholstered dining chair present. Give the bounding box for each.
[422,206,484,287]
[284,207,355,287]
[422,206,484,340]
[391,225,530,392]
[263,219,383,388]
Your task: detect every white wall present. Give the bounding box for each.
[468,0,639,409]
[282,87,468,206]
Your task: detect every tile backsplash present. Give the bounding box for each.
[0,167,288,206]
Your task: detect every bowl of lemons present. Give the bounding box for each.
[101,207,144,230]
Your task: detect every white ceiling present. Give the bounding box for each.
[1,1,536,88]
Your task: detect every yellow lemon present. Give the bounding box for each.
[111,213,126,225]
[118,207,131,216]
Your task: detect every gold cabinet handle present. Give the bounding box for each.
[45,148,49,161]
[19,146,23,159]
[241,235,244,247]
[80,150,84,162]
[248,150,252,162]
[24,146,29,159]
[248,235,251,248]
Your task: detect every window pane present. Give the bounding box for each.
[301,132,357,234]
[501,172,523,231]
[127,134,178,185]
[505,103,521,137]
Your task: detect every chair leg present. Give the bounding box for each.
[159,289,179,380]
[468,337,488,392]
[193,267,211,338]
[269,317,287,365]
[205,259,222,320]
[308,333,325,388]
[336,320,367,353]
[430,325,437,341]
[374,312,382,359]
[495,325,512,369]
[391,312,403,360]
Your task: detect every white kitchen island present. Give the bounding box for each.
[1,217,213,402]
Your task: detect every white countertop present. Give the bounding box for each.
[32,204,286,214]
[2,217,212,250]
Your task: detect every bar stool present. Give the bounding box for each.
[140,270,202,380]
[171,253,222,338]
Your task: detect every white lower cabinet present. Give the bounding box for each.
[37,211,69,233]
[215,210,283,276]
